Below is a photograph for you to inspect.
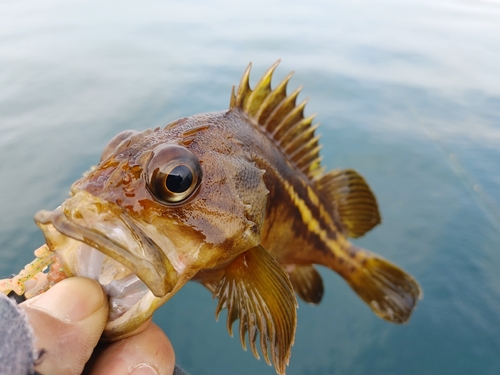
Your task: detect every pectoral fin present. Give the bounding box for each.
[288,265,324,304]
[214,245,297,375]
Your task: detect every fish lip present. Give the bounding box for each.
[33,191,179,298]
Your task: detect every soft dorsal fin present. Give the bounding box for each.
[214,245,297,375]
[315,169,381,238]
[230,61,323,180]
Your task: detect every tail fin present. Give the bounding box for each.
[314,170,421,321]
[339,245,422,323]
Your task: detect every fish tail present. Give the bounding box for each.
[312,168,421,321]
[331,244,422,323]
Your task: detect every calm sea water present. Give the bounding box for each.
[1,0,500,374]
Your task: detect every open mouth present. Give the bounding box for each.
[33,191,180,336]
[52,239,151,322]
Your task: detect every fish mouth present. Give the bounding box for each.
[33,191,180,338]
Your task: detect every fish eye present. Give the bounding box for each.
[165,165,193,193]
[146,144,202,205]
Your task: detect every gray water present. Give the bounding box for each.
[1,0,500,374]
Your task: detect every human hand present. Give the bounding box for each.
[20,277,175,375]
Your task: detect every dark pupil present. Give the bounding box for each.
[166,165,193,193]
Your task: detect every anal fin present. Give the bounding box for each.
[287,265,324,304]
[214,245,297,375]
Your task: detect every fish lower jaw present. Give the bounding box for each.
[65,242,152,322]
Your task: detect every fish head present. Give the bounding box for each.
[34,113,269,338]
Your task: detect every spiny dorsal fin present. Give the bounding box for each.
[230,61,323,180]
[315,169,381,238]
[215,245,297,375]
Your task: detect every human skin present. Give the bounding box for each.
[19,277,175,375]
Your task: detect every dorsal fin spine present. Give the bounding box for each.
[256,72,293,124]
[273,99,308,142]
[279,114,315,149]
[296,144,323,168]
[287,132,319,160]
[231,62,323,181]
[244,62,278,117]
[229,85,236,108]
[264,86,302,132]
[235,64,252,108]
[298,153,323,173]
[283,123,320,155]
[299,155,323,178]
[281,116,314,148]
[311,166,326,180]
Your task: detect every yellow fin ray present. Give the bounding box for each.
[288,134,321,165]
[214,245,297,375]
[265,87,302,134]
[244,61,279,117]
[256,72,294,124]
[272,99,308,141]
[230,62,322,180]
[296,147,323,171]
[232,64,252,109]
[315,169,381,237]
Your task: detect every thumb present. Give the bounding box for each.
[20,277,108,375]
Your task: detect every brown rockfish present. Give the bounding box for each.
[1,62,421,375]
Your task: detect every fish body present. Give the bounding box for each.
[1,62,421,375]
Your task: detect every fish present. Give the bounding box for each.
[1,61,422,375]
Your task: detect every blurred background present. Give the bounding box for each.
[1,0,499,374]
